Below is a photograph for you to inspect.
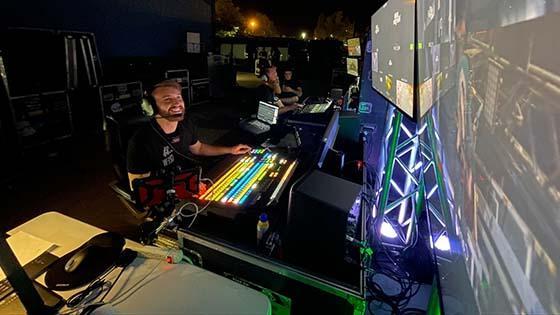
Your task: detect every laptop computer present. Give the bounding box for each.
[240,101,279,135]
[295,97,332,114]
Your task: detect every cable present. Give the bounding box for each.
[98,267,126,303]
[176,199,212,229]
[200,177,214,186]
[109,248,175,307]
[60,249,139,314]
[64,266,116,309]
[365,222,425,314]
[178,202,199,218]
[149,119,200,163]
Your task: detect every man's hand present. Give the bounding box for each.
[283,85,295,93]
[289,103,304,111]
[267,71,279,82]
[230,144,252,155]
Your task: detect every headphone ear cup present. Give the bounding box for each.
[146,94,158,116]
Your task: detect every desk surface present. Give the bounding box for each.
[8,211,271,315]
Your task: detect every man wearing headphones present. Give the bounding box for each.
[257,65,302,114]
[127,80,252,189]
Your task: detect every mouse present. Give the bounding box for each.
[64,246,92,273]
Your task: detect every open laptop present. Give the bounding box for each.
[294,97,332,115]
[240,101,279,135]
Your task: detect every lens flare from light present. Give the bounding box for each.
[381,221,398,239]
[435,234,451,251]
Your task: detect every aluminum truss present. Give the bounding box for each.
[374,107,453,253]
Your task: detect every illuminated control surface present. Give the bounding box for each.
[199,149,297,207]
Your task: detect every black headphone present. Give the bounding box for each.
[145,80,184,117]
[144,89,159,117]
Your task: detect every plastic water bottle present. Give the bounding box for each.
[256,213,269,244]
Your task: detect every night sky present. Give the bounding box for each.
[235,0,385,36]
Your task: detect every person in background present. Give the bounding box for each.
[279,68,303,105]
[254,50,270,77]
[271,46,281,66]
[256,66,302,114]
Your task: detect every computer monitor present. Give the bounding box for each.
[257,101,279,125]
[346,58,359,77]
[347,38,361,57]
[317,111,339,168]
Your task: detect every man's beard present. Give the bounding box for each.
[163,113,185,121]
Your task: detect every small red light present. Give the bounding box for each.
[166,256,173,264]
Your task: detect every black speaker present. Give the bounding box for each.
[285,170,362,275]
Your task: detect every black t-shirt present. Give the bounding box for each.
[127,118,199,174]
[280,79,302,98]
[256,84,278,104]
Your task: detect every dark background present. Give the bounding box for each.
[239,0,384,35]
[0,0,213,59]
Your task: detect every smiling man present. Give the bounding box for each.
[126,80,251,189]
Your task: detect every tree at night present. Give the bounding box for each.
[215,0,279,37]
[244,12,279,37]
[215,0,243,37]
[313,10,354,40]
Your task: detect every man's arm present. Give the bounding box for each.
[279,95,299,105]
[127,132,152,191]
[274,98,301,114]
[190,141,251,156]
[282,85,303,97]
[264,79,282,95]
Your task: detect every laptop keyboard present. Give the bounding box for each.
[242,119,270,134]
[248,120,269,130]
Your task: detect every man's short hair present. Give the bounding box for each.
[151,80,182,97]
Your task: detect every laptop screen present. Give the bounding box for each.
[302,102,331,114]
[257,101,279,125]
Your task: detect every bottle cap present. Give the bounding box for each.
[259,213,268,222]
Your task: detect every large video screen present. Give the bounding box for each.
[370,0,416,117]
[421,0,560,314]
[416,0,455,117]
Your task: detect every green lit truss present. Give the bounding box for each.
[374,108,453,253]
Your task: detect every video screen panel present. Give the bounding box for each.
[370,0,416,117]
[346,58,359,76]
[419,1,560,314]
[347,38,361,57]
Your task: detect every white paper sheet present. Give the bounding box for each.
[0,231,57,281]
